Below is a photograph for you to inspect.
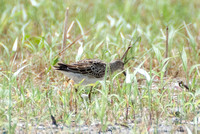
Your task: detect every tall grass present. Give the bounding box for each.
[1,0,200,133]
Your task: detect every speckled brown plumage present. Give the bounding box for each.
[54,59,125,85]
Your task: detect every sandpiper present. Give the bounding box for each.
[54,59,126,85]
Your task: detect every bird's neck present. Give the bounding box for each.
[109,62,118,74]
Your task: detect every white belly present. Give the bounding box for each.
[61,71,104,85]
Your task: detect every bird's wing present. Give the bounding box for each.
[54,60,106,78]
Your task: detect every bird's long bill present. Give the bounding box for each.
[123,71,126,76]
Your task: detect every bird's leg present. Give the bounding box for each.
[69,87,73,111]
[88,86,93,103]
[69,79,76,112]
[75,88,78,114]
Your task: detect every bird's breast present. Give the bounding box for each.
[61,71,104,85]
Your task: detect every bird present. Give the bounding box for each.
[54,59,126,85]
[54,59,126,110]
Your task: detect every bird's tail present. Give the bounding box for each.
[53,63,69,71]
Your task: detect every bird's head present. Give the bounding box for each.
[109,60,126,76]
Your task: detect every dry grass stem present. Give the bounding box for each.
[58,30,90,57]
[121,37,140,63]
[62,8,69,50]
[164,26,169,77]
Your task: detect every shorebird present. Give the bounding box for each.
[54,59,126,111]
[54,59,126,85]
